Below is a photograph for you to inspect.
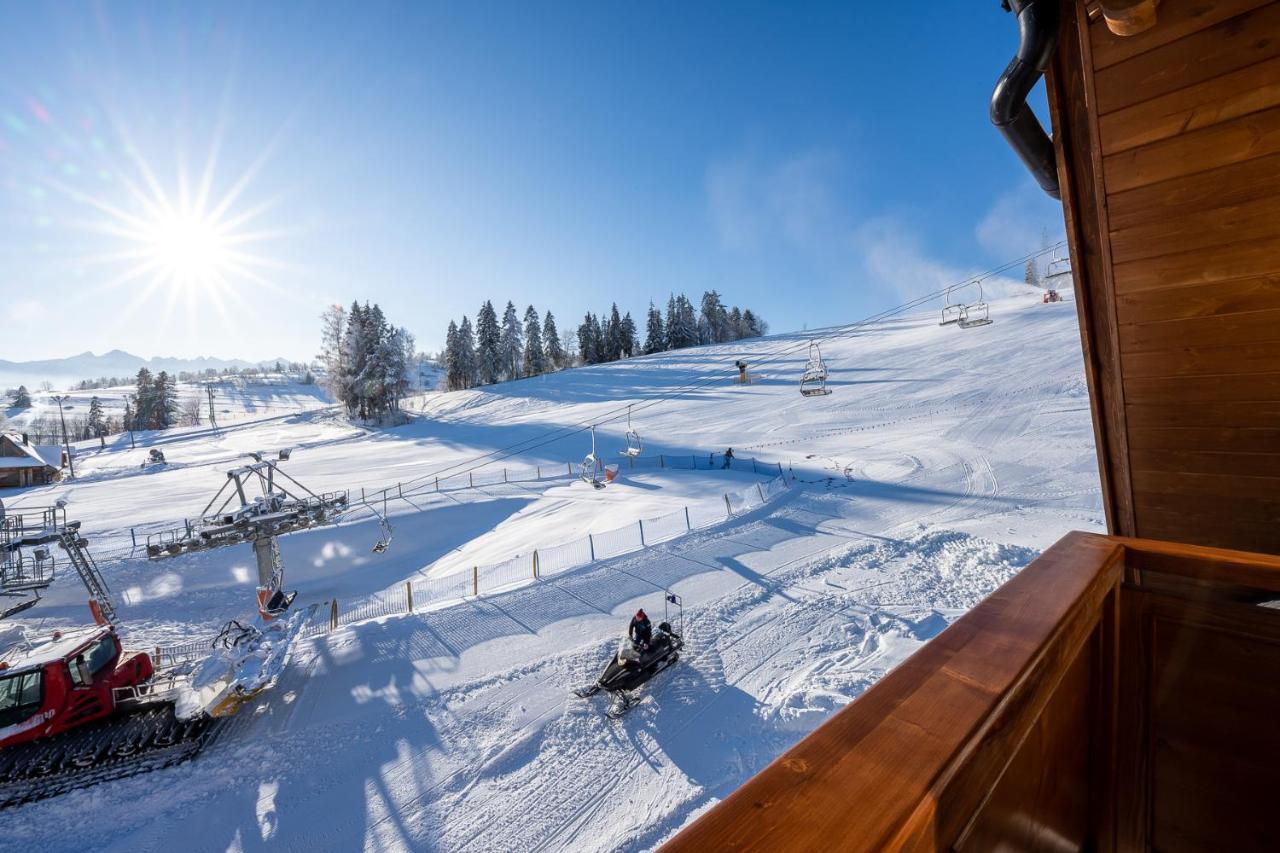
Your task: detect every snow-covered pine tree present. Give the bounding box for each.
[728,306,743,341]
[340,302,370,417]
[458,315,477,388]
[667,295,698,349]
[133,369,154,430]
[590,313,606,364]
[543,311,565,370]
[523,305,546,376]
[152,371,178,429]
[578,313,598,364]
[11,385,31,409]
[476,300,501,385]
[87,396,104,437]
[620,312,637,358]
[500,301,523,381]
[445,321,461,390]
[699,290,729,344]
[741,308,762,338]
[605,303,623,362]
[644,301,665,354]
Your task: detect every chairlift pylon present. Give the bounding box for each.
[799,341,832,397]
[580,425,605,488]
[621,405,643,457]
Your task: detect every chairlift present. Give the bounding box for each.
[580,425,604,489]
[940,283,968,326]
[958,280,993,329]
[621,405,643,457]
[799,341,832,397]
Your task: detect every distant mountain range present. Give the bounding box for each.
[0,350,296,391]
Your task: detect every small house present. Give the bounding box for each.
[0,434,62,488]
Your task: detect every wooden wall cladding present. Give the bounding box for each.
[1051,0,1280,554]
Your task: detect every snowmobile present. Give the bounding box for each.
[574,594,684,718]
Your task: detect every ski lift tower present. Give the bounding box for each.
[0,499,119,624]
[145,450,390,619]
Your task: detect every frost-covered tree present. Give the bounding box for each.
[87,396,104,436]
[132,369,154,430]
[445,321,461,390]
[499,301,523,381]
[666,294,698,350]
[457,315,477,389]
[742,308,764,339]
[699,290,729,344]
[727,306,743,341]
[619,312,637,358]
[318,304,348,401]
[577,313,601,364]
[152,371,178,429]
[10,385,31,409]
[475,300,501,385]
[543,311,565,370]
[603,303,623,362]
[523,305,546,376]
[643,302,665,354]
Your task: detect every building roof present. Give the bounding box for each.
[0,434,59,471]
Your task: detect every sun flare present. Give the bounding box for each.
[142,211,231,288]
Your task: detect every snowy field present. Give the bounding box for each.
[2,288,1102,852]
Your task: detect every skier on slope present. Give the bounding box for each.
[628,608,653,651]
[723,447,735,469]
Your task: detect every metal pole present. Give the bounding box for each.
[685,506,692,531]
[638,519,645,547]
[757,483,766,502]
[588,534,595,561]
[405,581,413,612]
[52,395,74,478]
[724,494,732,516]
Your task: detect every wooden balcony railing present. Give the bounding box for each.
[662,531,1280,852]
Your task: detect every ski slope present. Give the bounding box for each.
[3,290,1103,852]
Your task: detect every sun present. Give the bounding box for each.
[142,210,232,288]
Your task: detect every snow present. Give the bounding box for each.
[0,292,1101,852]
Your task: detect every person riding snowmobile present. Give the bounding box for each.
[628,608,653,651]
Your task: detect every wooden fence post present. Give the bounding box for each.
[504,468,508,482]
[757,483,766,502]
[568,462,573,476]
[685,506,692,530]
[660,454,665,468]
[329,599,338,631]
[588,534,595,561]
[533,550,540,579]
[777,462,783,476]
[435,476,440,491]
[473,566,479,597]
[469,472,474,487]
[361,487,366,502]
[537,465,541,480]
[405,581,413,613]
[398,483,403,498]
[752,458,758,473]
[131,528,137,548]
[724,494,733,516]
[638,519,645,547]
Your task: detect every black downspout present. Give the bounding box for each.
[991,0,1062,199]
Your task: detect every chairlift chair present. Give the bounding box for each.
[580,425,605,488]
[940,283,968,326]
[957,281,993,329]
[799,341,832,397]
[621,406,643,457]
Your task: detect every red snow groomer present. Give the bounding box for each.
[0,626,155,749]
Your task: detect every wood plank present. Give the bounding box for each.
[1103,106,1280,194]
[1090,0,1273,70]
[660,533,1124,853]
[1135,507,1280,553]
[1113,234,1280,294]
[1049,0,1137,536]
[1128,424,1280,454]
[1125,372,1280,404]
[1117,308,1280,352]
[1130,447,1280,478]
[1132,468,1280,500]
[1126,399,1280,428]
[1094,2,1280,115]
[1099,56,1280,155]
[1116,276,1280,324]
[1121,339,1280,377]
[1107,152,1280,231]
[1109,193,1280,265]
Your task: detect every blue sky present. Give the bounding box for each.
[0,1,1065,362]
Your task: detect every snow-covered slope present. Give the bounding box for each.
[3,292,1102,852]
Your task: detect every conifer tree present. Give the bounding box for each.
[476,300,501,385]
[10,385,31,409]
[457,315,477,388]
[543,311,565,370]
[522,305,546,376]
[499,301,523,380]
[644,302,665,354]
[619,311,637,358]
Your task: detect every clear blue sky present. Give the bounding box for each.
[0,1,1065,362]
